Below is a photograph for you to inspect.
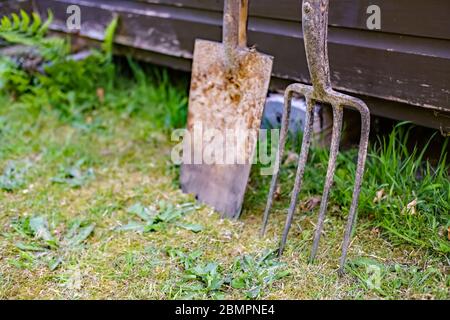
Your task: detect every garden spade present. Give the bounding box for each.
[181,0,273,218]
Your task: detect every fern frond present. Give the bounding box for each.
[0,10,51,44]
[0,56,31,92]
[0,10,67,60]
[20,10,30,32]
[30,12,42,34]
[37,11,53,37]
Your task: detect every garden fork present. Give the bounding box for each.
[260,0,370,274]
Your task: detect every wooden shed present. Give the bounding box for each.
[2,0,449,132]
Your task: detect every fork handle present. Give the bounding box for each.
[302,0,332,95]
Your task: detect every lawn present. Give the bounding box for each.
[0,12,448,300]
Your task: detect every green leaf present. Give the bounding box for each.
[158,208,182,222]
[30,12,42,33]
[65,223,95,247]
[182,274,198,281]
[275,270,290,280]
[189,250,203,261]
[51,163,95,188]
[19,250,35,263]
[246,286,261,299]
[64,220,82,240]
[48,257,63,271]
[37,10,53,37]
[115,221,145,233]
[20,10,30,32]
[231,277,246,289]
[0,160,30,192]
[177,223,204,233]
[15,242,47,252]
[102,15,119,58]
[127,203,154,221]
[11,13,20,29]
[29,216,53,242]
[209,277,223,291]
[144,222,163,233]
[1,16,12,31]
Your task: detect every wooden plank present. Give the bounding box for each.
[104,42,450,131]
[135,0,450,40]
[0,0,33,14]
[269,77,450,134]
[35,0,450,113]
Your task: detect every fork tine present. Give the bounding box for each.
[339,102,370,274]
[278,98,315,256]
[309,105,343,263]
[261,87,295,237]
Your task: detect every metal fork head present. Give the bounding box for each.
[260,0,371,274]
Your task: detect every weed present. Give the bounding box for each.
[227,251,290,299]
[125,58,188,130]
[346,257,449,299]
[0,159,32,191]
[1,10,187,130]
[165,248,290,300]
[10,215,95,271]
[166,248,225,299]
[51,159,95,188]
[0,11,116,121]
[116,201,199,233]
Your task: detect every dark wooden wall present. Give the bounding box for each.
[2,0,450,131]
[0,0,33,15]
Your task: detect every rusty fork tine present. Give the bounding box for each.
[339,100,370,274]
[278,97,315,256]
[309,105,343,263]
[261,87,295,237]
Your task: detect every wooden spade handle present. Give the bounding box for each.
[239,0,248,48]
[223,0,249,68]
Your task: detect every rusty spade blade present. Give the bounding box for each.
[261,0,370,274]
[181,0,273,219]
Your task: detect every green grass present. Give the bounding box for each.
[0,16,448,299]
[0,69,448,299]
